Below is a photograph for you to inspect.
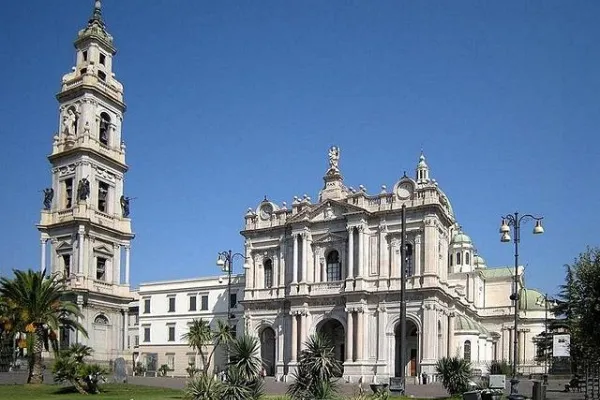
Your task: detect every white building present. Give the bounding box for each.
[136,276,245,376]
[36,1,136,363]
[239,147,552,382]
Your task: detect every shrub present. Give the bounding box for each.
[435,356,472,396]
[488,360,512,376]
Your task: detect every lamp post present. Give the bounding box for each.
[398,204,407,395]
[499,212,545,400]
[536,293,557,385]
[216,250,248,365]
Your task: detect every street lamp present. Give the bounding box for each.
[499,212,544,400]
[535,294,557,384]
[216,250,249,364]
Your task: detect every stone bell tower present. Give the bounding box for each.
[37,0,134,361]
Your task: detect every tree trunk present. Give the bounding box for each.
[27,329,45,384]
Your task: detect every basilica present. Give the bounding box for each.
[34,1,551,383]
[239,147,550,382]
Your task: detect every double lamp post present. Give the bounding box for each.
[499,212,544,400]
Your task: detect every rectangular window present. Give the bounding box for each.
[168,325,175,342]
[96,257,106,281]
[264,265,273,288]
[201,295,208,311]
[135,335,139,346]
[127,335,130,349]
[65,178,73,208]
[99,53,106,65]
[189,295,197,311]
[98,181,109,212]
[143,298,150,314]
[168,297,176,312]
[143,327,150,342]
[63,254,71,276]
[166,353,174,370]
[83,50,88,61]
[230,293,237,309]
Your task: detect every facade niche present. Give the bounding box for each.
[264,259,273,288]
[99,112,111,145]
[326,250,342,281]
[64,178,73,208]
[96,257,107,281]
[98,181,109,212]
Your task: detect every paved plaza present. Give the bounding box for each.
[0,370,585,399]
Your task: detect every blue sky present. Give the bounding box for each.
[0,1,598,296]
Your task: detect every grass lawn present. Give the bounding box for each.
[0,383,443,400]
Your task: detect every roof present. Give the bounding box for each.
[480,267,516,279]
[454,315,490,336]
[519,288,546,311]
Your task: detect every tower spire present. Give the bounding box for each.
[89,0,104,27]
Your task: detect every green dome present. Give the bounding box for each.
[452,231,472,245]
[474,255,486,268]
[519,288,546,311]
[454,316,490,336]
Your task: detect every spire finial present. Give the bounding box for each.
[89,0,104,26]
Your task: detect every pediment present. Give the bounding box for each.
[312,231,346,244]
[307,200,367,223]
[55,241,73,253]
[93,244,114,256]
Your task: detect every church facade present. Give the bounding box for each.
[36,1,136,362]
[240,147,550,382]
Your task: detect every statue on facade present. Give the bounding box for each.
[63,109,77,137]
[120,195,132,218]
[328,146,340,171]
[42,188,54,210]
[77,178,90,201]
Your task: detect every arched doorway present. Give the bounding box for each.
[317,319,345,377]
[260,327,276,376]
[394,320,419,377]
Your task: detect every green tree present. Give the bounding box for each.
[182,318,212,373]
[0,269,86,384]
[435,357,472,396]
[555,247,600,370]
[288,333,342,400]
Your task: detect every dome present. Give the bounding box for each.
[474,255,486,268]
[518,288,546,311]
[451,230,472,245]
[454,315,490,337]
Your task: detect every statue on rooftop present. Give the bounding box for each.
[328,146,340,171]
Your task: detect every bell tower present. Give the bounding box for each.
[37,0,134,359]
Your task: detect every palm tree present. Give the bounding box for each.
[228,334,262,381]
[288,333,342,400]
[182,318,212,372]
[435,356,472,396]
[0,269,86,384]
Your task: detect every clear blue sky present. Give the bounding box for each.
[1,1,598,296]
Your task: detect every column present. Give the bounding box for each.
[345,308,354,362]
[290,313,298,362]
[414,234,422,276]
[421,304,435,361]
[502,328,509,361]
[448,312,456,357]
[379,228,388,278]
[292,234,299,283]
[356,307,364,360]
[347,228,354,279]
[520,330,526,364]
[313,249,319,283]
[301,233,309,283]
[123,308,129,350]
[423,218,437,275]
[377,306,386,361]
[508,328,514,363]
[277,322,284,364]
[40,239,47,274]
[357,226,364,278]
[301,312,311,350]
[78,226,85,275]
[124,245,130,285]
[113,245,121,284]
[273,256,279,289]
[278,244,285,287]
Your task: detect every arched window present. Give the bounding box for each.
[465,252,470,265]
[264,259,273,288]
[94,315,109,325]
[326,250,342,281]
[404,243,414,276]
[99,112,111,145]
[457,252,462,265]
[464,340,471,362]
